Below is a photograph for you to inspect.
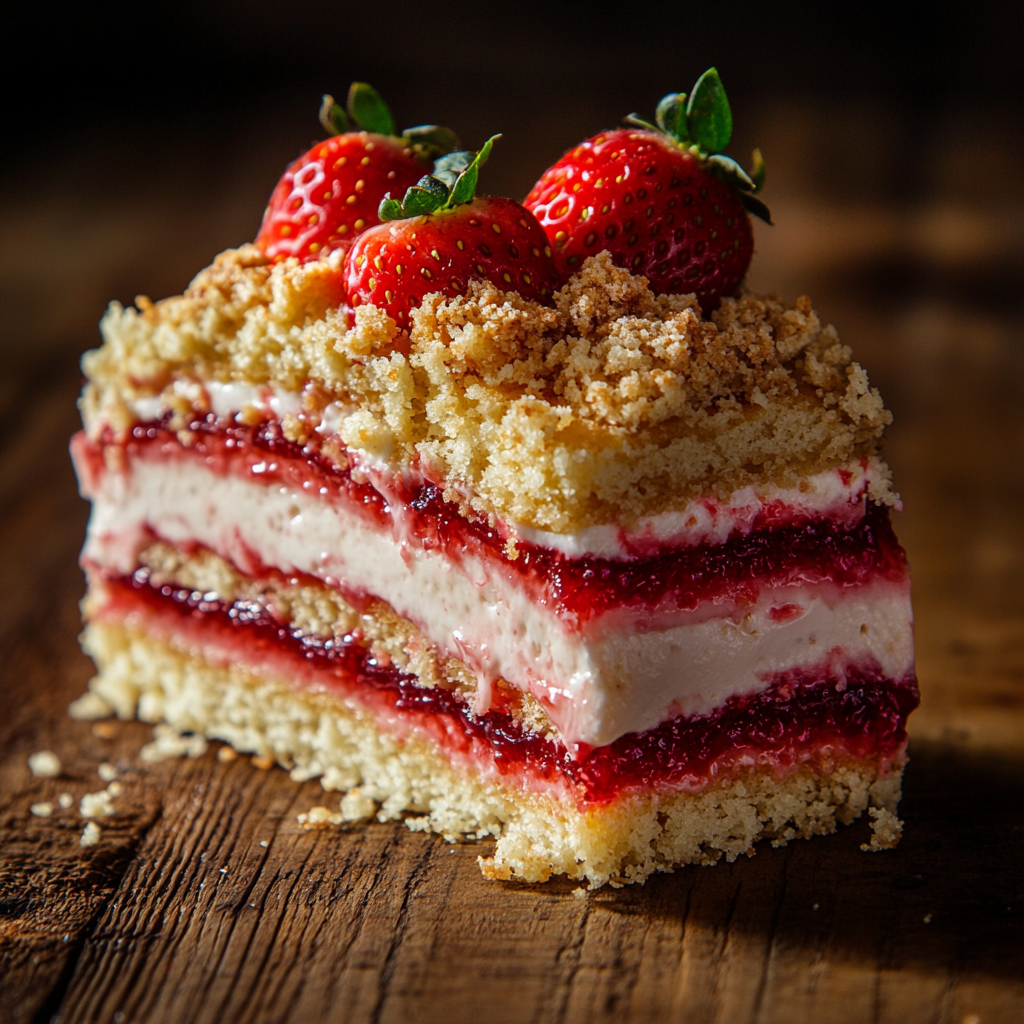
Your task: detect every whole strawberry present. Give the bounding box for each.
[345,138,561,329]
[525,68,770,311]
[256,83,460,264]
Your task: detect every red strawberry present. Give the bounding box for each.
[525,68,770,312]
[345,138,561,329]
[256,83,460,264]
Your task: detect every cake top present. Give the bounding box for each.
[82,244,893,532]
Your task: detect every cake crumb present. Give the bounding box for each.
[217,746,238,763]
[80,821,101,847]
[140,724,208,762]
[30,802,54,818]
[106,781,125,797]
[80,790,114,819]
[28,751,62,778]
[861,806,903,851]
[98,763,118,782]
[340,787,376,821]
[68,691,113,721]
[92,722,117,740]
[298,806,343,829]
[251,754,275,770]
[59,792,74,809]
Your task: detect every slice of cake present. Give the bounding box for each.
[70,76,917,888]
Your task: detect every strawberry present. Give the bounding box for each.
[256,83,460,264]
[344,138,562,329]
[524,68,770,312]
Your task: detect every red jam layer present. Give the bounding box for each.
[108,571,919,806]
[103,417,909,627]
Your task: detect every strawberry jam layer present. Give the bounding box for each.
[106,570,919,805]
[107,416,909,627]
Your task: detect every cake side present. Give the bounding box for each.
[73,418,914,752]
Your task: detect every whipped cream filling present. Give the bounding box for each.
[73,435,915,750]
[514,459,896,557]
[123,384,897,559]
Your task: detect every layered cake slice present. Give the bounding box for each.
[71,76,916,887]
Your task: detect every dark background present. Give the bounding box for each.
[3,0,1023,368]
[0,7,1022,1014]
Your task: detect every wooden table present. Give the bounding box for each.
[1,210,1022,1022]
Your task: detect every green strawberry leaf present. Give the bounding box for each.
[401,184,448,217]
[449,134,498,206]
[432,149,475,187]
[416,175,450,198]
[738,191,773,225]
[402,125,461,160]
[347,82,395,136]
[624,114,659,132]
[706,154,756,192]
[686,68,732,154]
[655,93,689,143]
[750,147,766,192]
[378,196,405,222]
[319,94,350,136]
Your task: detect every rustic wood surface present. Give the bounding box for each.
[1,139,1022,1021]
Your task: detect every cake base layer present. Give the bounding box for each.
[82,619,905,888]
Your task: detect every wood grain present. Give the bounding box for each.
[0,293,1022,1023]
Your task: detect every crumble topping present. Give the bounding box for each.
[82,246,893,531]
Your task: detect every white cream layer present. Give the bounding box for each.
[74,439,914,750]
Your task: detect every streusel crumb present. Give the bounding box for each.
[82,247,892,531]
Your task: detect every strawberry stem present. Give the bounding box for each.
[316,84,461,161]
[379,135,500,221]
[627,68,771,223]
[319,95,350,135]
